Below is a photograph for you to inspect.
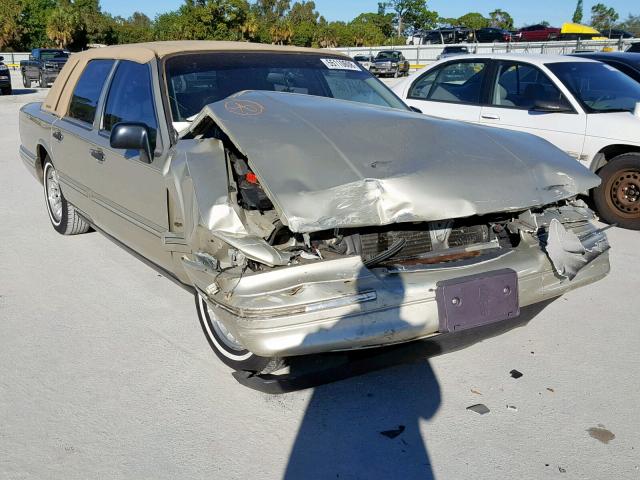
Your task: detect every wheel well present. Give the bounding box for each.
[36,144,49,183]
[592,144,640,172]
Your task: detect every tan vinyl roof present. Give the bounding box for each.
[43,41,347,117]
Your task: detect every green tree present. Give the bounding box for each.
[617,13,640,37]
[387,0,424,37]
[457,12,489,40]
[489,9,513,30]
[46,3,80,48]
[19,0,57,49]
[572,0,583,24]
[590,3,619,33]
[0,0,24,49]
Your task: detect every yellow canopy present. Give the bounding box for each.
[561,23,601,35]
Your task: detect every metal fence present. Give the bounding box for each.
[328,38,640,68]
[0,52,30,68]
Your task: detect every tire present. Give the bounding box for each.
[22,74,31,88]
[593,153,640,230]
[1,87,10,95]
[195,292,283,373]
[43,157,91,235]
[393,69,399,78]
[39,73,47,88]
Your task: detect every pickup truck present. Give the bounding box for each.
[18,41,609,377]
[20,48,69,88]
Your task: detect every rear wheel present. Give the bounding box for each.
[1,87,10,95]
[195,292,283,373]
[43,157,91,235]
[593,153,640,230]
[22,74,31,88]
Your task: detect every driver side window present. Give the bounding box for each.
[102,60,158,151]
[409,61,488,104]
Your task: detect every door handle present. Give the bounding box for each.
[481,114,501,120]
[90,148,104,162]
[52,130,63,141]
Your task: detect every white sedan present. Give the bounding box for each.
[393,54,640,229]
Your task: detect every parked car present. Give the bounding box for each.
[605,29,635,39]
[437,46,471,60]
[516,24,561,42]
[475,28,512,43]
[369,50,410,77]
[392,54,640,229]
[19,42,610,375]
[20,48,69,88]
[353,54,374,70]
[570,52,640,83]
[421,27,472,44]
[0,56,11,95]
[627,43,640,53]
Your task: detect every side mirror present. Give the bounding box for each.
[0,56,4,62]
[110,122,152,163]
[531,99,572,113]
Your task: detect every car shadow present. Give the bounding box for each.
[6,88,38,96]
[279,261,555,479]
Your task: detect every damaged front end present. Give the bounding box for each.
[171,91,610,357]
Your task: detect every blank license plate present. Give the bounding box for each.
[435,269,520,333]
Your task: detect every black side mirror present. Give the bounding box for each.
[110,122,152,163]
[531,99,572,113]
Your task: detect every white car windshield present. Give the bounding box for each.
[547,61,640,113]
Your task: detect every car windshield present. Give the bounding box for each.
[376,52,399,60]
[164,52,407,122]
[547,61,640,113]
[41,50,68,60]
[445,47,468,53]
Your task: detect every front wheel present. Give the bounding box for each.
[593,153,640,230]
[1,87,11,95]
[22,74,31,88]
[39,73,47,88]
[195,293,283,373]
[43,157,91,235]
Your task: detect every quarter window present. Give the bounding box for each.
[408,61,487,104]
[103,60,158,151]
[492,62,570,109]
[68,60,114,124]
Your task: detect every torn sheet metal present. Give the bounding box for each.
[545,218,610,280]
[188,90,601,233]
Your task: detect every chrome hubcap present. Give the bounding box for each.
[45,167,63,222]
[206,303,244,351]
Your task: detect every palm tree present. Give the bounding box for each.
[270,20,292,45]
[240,12,259,41]
[46,7,79,48]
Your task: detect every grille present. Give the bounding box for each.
[359,224,492,262]
[360,230,432,261]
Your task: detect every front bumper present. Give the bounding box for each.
[370,65,397,75]
[0,75,11,87]
[194,237,610,358]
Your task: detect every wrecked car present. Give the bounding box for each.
[18,41,611,374]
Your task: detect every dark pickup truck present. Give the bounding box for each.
[20,48,69,88]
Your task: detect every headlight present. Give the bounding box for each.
[391,63,398,67]
[0,65,8,71]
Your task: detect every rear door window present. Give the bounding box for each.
[68,59,114,124]
[492,61,570,109]
[102,60,158,151]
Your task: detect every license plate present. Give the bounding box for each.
[435,269,519,333]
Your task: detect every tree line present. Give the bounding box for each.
[0,0,638,52]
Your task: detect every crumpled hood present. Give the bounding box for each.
[190,90,600,233]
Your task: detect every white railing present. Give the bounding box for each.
[328,38,640,68]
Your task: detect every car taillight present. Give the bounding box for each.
[503,34,510,41]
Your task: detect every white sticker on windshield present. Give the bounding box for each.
[321,58,361,71]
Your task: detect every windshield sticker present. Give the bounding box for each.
[321,58,361,71]
[224,100,264,116]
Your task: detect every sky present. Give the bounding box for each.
[103,0,638,26]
